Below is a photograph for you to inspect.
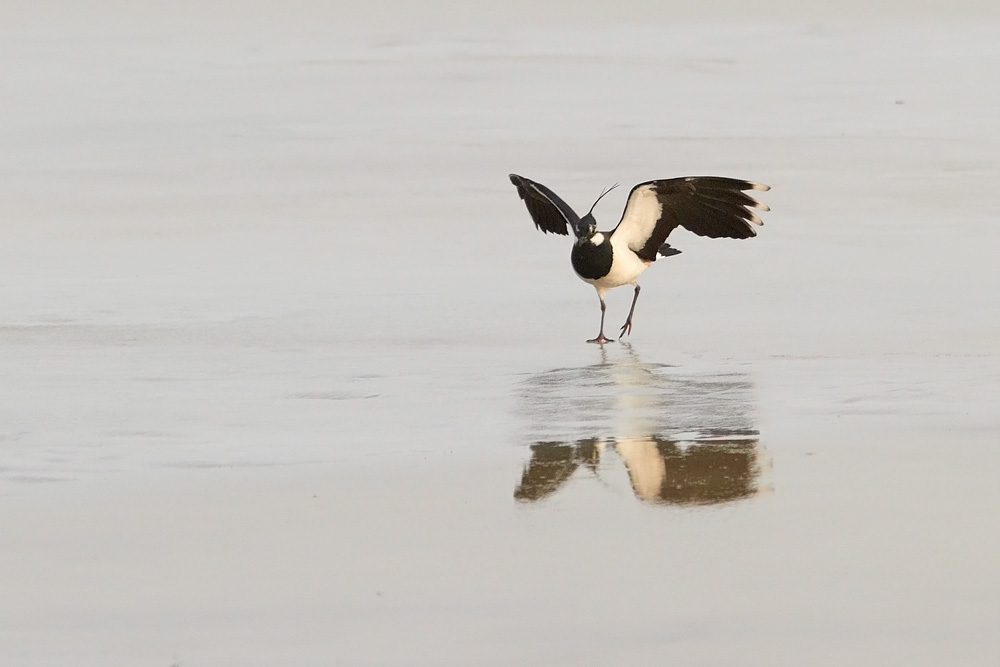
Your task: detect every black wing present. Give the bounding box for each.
[611,177,770,261]
[509,174,582,237]
[513,443,580,502]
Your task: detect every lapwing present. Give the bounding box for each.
[509,173,770,343]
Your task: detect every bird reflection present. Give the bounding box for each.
[515,437,760,506]
[515,345,765,506]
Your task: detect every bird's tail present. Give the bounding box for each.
[657,243,682,258]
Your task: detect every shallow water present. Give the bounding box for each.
[1,3,999,665]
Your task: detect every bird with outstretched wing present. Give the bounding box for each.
[509,173,770,343]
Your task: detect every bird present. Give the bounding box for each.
[509,173,770,343]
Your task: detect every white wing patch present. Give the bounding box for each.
[614,184,663,253]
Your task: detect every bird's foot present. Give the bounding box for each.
[619,319,633,338]
[587,333,614,344]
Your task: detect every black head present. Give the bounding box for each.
[574,182,618,239]
[577,212,598,239]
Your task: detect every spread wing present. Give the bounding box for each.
[611,177,770,261]
[513,443,580,502]
[509,173,582,237]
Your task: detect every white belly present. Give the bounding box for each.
[582,235,651,292]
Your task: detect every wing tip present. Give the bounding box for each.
[745,181,770,212]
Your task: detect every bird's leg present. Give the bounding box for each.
[620,284,641,338]
[588,295,614,344]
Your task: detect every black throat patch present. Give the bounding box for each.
[571,238,614,280]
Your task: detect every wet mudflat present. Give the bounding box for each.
[2,2,999,665]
